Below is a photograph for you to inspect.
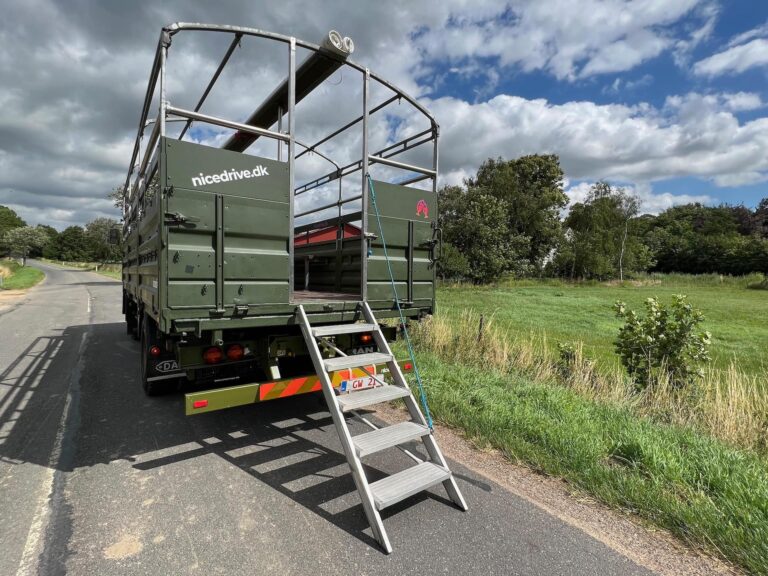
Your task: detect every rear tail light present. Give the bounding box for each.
[193,399,208,409]
[203,346,223,364]
[226,343,244,361]
[149,345,161,357]
[358,333,373,344]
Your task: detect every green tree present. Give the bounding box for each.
[84,217,121,261]
[33,225,59,258]
[56,226,88,261]
[467,155,567,270]
[438,185,529,283]
[108,185,127,213]
[0,205,26,254]
[554,182,651,280]
[437,243,471,281]
[641,202,768,275]
[3,226,48,265]
[753,198,768,238]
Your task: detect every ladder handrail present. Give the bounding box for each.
[295,305,392,553]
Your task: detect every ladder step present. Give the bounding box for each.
[336,385,410,412]
[369,462,451,510]
[313,323,378,337]
[353,422,430,458]
[324,352,392,372]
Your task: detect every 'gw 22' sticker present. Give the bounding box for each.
[416,199,429,218]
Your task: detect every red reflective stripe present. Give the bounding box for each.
[259,383,276,400]
[193,399,208,409]
[280,377,308,398]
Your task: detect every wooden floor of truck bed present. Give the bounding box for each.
[293,290,360,302]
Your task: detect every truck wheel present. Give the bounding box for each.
[130,305,140,341]
[126,302,137,337]
[140,313,172,396]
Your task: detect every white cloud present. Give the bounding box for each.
[721,92,764,112]
[673,1,718,66]
[415,0,704,81]
[565,181,714,215]
[726,20,768,47]
[0,0,763,230]
[693,38,768,76]
[428,92,768,191]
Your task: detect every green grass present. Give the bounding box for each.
[404,352,768,574]
[390,273,768,571]
[0,259,45,290]
[438,274,768,377]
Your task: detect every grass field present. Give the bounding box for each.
[392,273,768,573]
[438,273,768,376]
[404,353,768,575]
[0,259,45,290]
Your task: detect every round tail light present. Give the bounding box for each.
[359,333,373,344]
[226,343,244,361]
[203,346,223,364]
[149,345,161,357]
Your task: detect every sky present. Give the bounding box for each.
[1,0,768,230]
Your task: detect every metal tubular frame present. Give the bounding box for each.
[294,93,400,160]
[287,38,296,298]
[295,194,362,219]
[294,129,435,196]
[122,22,441,300]
[167,105,290,142]
[178,33,242,141]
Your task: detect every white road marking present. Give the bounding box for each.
[15,332,88,576]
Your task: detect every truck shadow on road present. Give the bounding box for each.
[0,320,456,552]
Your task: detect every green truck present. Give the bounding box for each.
[121,24,465,553]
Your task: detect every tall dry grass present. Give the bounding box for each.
[408,310,768,453]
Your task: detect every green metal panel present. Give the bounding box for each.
[166,186,216,309]
[366,180,435,307]
[164,138,289,202]
[161,138,290,313]
[224,195,289,305]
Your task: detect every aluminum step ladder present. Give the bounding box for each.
[296,302,467,554]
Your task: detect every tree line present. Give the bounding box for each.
[438,155,768,282]
[3,157,767,280]
[0,206,121,263]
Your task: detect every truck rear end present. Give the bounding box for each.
[121,24,440,408]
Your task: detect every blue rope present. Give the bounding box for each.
[367,175,433,430]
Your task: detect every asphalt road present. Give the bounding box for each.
[0,261,652,576]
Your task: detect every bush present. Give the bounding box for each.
[437,242,471,281]
[614,295,711,390]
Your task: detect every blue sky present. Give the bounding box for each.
[1,1,768,228]
[412,1,768,211]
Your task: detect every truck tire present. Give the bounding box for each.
[125,300,138,337]
[140,313,173,396]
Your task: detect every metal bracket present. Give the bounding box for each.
[164,211,199,225]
